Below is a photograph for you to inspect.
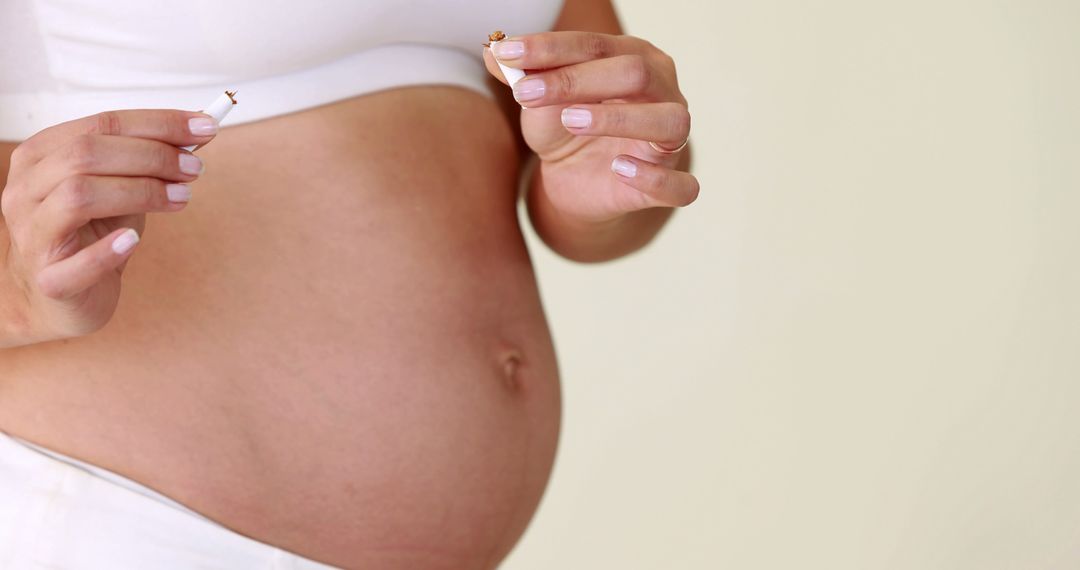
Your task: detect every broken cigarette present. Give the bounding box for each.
[486,31,526,88]
[181,90,237,152]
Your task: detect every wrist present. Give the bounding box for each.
[0,230,40,349]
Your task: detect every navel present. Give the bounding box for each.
[499,349,525,393]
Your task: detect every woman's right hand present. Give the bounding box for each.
[0,110,218,343]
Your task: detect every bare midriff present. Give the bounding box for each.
[0,86,562,570]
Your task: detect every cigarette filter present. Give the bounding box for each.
[182,90,237,152]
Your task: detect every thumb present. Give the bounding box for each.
[482,48,510,86]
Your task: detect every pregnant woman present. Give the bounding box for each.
[0,0,696,568]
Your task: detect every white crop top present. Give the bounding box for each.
[0,0,564,141]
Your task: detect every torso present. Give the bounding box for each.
[0,86,562,569]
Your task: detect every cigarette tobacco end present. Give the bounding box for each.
[225,90,238,105]
[487,30,507,43]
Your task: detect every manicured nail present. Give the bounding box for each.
[611,157,637,178]
[492,41,525,60]
[561,108,592,129]
[166,183,192,203]
[512,78,545,102]
[111,229,139,254]
[188,117,218,136]
[179,154,203,176]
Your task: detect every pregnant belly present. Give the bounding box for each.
[0,87,562,569]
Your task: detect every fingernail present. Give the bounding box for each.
[492,41,525,60]
[166,183,192,203]
[611,157,637,178]
[188,117,218,136]
[111,229,140,255]
[179,154,203,176]
[561,108,592,129]
[512,78,545,102]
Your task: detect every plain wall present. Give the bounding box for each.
[504,1,1080,568]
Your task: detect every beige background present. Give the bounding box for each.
[503,1,1080,568]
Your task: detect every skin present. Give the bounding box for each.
[0,1,696,568]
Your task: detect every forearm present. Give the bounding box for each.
[525,147,691,263]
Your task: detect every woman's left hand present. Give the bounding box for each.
[484,31,698,223]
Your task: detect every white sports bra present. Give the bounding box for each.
[0,0,564,141]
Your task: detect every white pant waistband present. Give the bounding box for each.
[0,430,340,569]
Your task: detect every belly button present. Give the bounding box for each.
[500,350,524,392]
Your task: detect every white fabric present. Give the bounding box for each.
[0,431,341,569]
[0,0,563,140]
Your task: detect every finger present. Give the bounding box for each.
[33,176,189,247]
[490,31,649,70]
[512,55,659,108]
[560,103,691,147]
[35,226,140,300]
[482,48,512,86]
[28,135,203,200]
[610,155,699,208]
[16,109,218,163]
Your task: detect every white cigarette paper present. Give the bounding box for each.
[489,40,526,87]
[181,90,237,151]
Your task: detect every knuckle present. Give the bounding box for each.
[1,184,19,219]
[555,69,577,98]
[167,111,188,139]
[583,33,611,59]
[649,42,676,70]
[65,135,98,170]
[143,178,164,206]
[89,111,122,136]
[661,51,676,71]
[531,34,554,60]
[9,143,32,167]
[671,105,692,138]
[623,55,651,92]
[154,146,176,173]
[681,176,701,206]
[57,175,95,212]
[606,107,628,132]
[34,268,68,300]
